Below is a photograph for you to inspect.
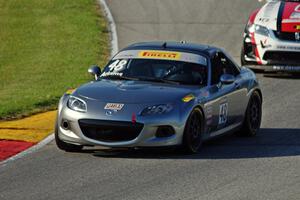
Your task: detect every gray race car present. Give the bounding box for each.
[55,42,262,153]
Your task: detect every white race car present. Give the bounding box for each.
[241,0,300,72]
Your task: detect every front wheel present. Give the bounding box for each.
[182,108,203,154]
[240,46,247,66]
[241,91,262,136]
[55,119,83,152]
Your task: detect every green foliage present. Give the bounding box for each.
[0,0,109,119]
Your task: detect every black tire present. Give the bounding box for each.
[240,47,247,66]
[240,91,262,136]
[55,119,83,152]
[182,108,203,154]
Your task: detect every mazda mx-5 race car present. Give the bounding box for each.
[241,0,300,72]
[55,42,262,153]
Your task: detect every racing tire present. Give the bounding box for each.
[240,91,262,137]
[55,119,83,152]
[240,47,247,66]
[182,108,203,154]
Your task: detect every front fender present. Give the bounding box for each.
[58,94,70,116]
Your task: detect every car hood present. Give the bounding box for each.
[74,79,197,104]
[255,1,300,32]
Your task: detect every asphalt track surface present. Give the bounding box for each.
[1,1,300,199]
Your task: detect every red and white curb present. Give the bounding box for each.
[0,134,54,166]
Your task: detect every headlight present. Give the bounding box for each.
[255,24,269,36]
[67,96,87,112]
[248,24,269,36]
[141,104,173,116]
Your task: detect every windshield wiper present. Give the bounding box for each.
[100,75,139,81]
[138,77,180,85]
[101,75,179,84]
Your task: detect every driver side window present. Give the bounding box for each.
[211,52,239,85]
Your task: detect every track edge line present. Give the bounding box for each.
[98,0,119,56]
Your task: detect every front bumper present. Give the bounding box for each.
[247,64,300,73]
[57,106,187,148]
[242,30,300,67]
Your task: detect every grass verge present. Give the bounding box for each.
[0,0,109,120]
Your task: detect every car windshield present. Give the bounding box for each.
[100,58,208,86]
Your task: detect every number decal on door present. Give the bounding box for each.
[219,102,228,125]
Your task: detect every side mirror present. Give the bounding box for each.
[220,74,235,85]
[88,65,101,80]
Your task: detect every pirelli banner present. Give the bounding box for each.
[138,51,181,60]
[113,50,207,66]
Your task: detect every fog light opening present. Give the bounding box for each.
[61,120,69,130]
[155,126,175,138]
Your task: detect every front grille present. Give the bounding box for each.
[273,31,300,42]
[79,119,144,142]
[263,51,300,65]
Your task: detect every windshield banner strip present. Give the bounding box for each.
[138,51,181,60]
[113,50,207,65]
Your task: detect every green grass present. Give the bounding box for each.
[0,0,109,120]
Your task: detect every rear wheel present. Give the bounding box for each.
[241,91,262,136]
[182,108,203,153]
[55,119,83,152]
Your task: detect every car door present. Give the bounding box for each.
[206,51,247,135]
[221,52,248,125]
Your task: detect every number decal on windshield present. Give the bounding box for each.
[108,60,127,72]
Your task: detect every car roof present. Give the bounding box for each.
[121,41,221,58]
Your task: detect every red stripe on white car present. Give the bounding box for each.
[251,33,262,65]
[249,9,262,64]
[282,2,300,32]
[250,9,260,24]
